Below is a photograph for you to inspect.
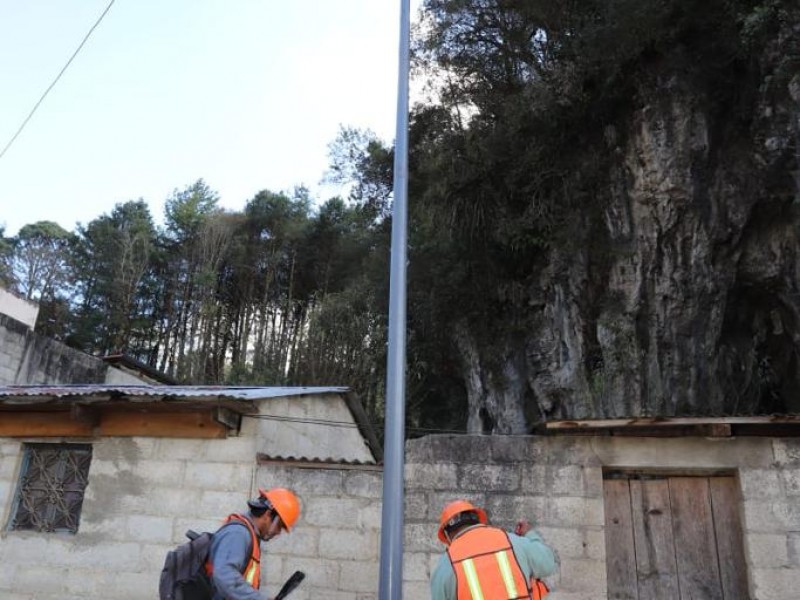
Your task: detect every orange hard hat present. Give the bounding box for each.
[437,500,487,544]
[259,487,301,532]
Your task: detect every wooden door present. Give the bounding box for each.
[603,473,749,600]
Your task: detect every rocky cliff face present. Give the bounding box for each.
[459,9,800,431]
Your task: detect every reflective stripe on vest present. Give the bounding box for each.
[495,548,519,597]
[227,514,261,589]
[447,525,531,600]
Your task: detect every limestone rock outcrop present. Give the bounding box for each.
[459,9,800,430]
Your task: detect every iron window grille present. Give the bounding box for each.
[7,443,92,533]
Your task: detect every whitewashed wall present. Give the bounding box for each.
[0,432,257,600]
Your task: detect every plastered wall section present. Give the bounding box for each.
[254,394,375,463]
[403,434,800,600]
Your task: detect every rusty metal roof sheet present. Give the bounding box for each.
[543,414,800,437]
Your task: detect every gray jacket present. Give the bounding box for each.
[209,515,266,600]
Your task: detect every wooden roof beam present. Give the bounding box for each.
[0,409,231,438]
[546,416,800,431]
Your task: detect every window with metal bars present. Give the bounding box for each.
[7,443,92,533]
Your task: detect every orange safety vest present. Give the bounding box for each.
[447,525,549,600]
[206,514,262,590]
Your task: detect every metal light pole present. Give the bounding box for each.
[378,0,411,599]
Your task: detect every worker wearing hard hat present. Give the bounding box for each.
[431,500,556,600]
[207,487,301,600]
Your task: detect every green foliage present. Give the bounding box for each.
[398,0,797,423]
[11,220,74,301]
[35,296,73,341]
[70,200,157,354]
[164,179,220,241]
[0,226,14,289]
[325,126,394,219]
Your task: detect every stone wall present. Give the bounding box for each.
[404,434,800,600]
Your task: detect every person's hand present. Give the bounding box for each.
[514,519,532,536]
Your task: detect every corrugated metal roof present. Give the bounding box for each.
[0,384,383,458]
[0,384,349,403]
[257,453,382,468]
[101,354,179,385]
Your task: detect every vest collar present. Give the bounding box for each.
[450,522,487,543]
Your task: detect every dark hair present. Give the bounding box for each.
[444,510,481,538]
[247,495,272,518]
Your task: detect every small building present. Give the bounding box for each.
[0,384,383,600]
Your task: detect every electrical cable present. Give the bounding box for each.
[243,412,469,435]
[0,0,116,161]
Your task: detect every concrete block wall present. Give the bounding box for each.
[404,434,800,600]
[404,435,605,600]
[0,313,109,384]
[0,315,32,384]
[742,438,800,598]
[3,432,800,599]
[0,313,149,385]
[255,395,375,463]
[0,432,259,600]
[255,463,384,600]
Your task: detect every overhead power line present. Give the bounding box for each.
[0,0,116,161]
[243,412,468,436]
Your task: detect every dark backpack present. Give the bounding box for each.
[159,530,215,600]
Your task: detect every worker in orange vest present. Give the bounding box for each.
[431,500,556,600]
[207,487,301,600]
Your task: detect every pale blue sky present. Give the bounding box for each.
[0,0,422,236]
